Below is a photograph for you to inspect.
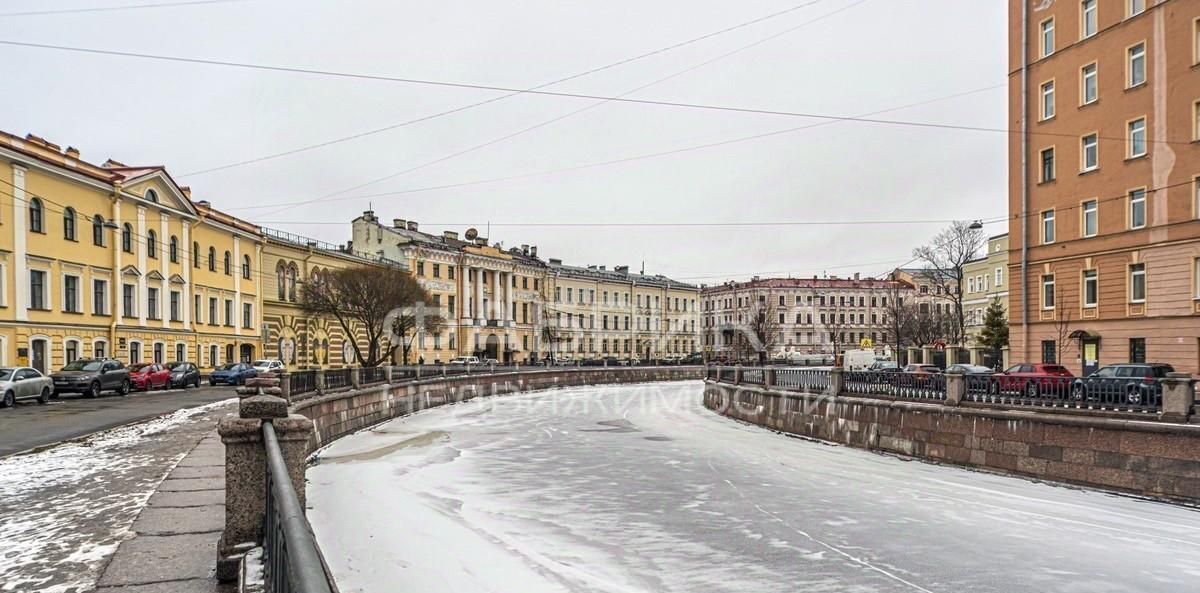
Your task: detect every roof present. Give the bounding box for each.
[548,261,698,290]
[702,277,909,293]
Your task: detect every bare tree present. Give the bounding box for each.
[1052,307,1074,365]
[301,266,441,366]
[881,283,918,360]
[812,288,853,359]
[912,221,986,345]
[737,294,778,364]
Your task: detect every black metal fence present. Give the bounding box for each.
[844,371,947,400]
[774,368,831,392]
[262,421,334,593]
[288,371,318,398]
[359,366,387,385]
[965,374,1161,413]
[323,368,352,391]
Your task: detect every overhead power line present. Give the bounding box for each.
[248,0,871,219]
[255,218,975,228]
[0,38,1189,150]
[177,0,828,177]
[0,0,247,18]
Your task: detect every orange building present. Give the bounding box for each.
[1008,0,1200,374]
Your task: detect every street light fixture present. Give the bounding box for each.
[968,220,984,230]
[102,218,120,230]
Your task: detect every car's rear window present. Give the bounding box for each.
[1042,365,1067,373]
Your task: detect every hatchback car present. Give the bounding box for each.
[252,359,285,374]
[0,367,54,407]
[166,362,201,389]
[946,364,994,376]
[128,363,171,391]
[990,363,1074,397]
[209,362,258,386]
[1070,363,1174,406]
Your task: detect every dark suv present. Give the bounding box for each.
[50,359,131,398]
[1070,363,1174,406]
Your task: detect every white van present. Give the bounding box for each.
[449,356,480,365]
[841,349,883,371]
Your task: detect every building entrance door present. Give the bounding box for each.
[1081,339,1100,376]
[31,339,47,374]
[484,334,499,361]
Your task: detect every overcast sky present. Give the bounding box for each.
[0,0,1007,284]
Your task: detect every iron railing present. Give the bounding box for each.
[359,366,387,385]
[262,422,334,593]
[844,371,947,400]
[741,368,766,385]
[966,374,1162,413]
[288,371,318,398]
[774,368,831,392]
[323,368,352,390]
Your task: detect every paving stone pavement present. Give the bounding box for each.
[94,433,235,593]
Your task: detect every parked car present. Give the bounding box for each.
[129,363,171,391]
[946,364,994,376]
[449,356,480,365]
[867,360,900,372]
[681,353,705,365]
[252,359,285,374]
[51,359,130,398]
[1070,363,1174,406]
[209,362,258,386]
[166,361,202,389]
[990,363,1074,397]
[899,363,943,386]
[0,367,55,407]
[482,358,500,366]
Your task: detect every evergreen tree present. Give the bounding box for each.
[976,298,1008,366]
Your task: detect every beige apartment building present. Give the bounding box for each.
[1008,0,1200,374]
[701,276,912,361]
[963,234,1010,366]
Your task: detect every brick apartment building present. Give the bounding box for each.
[1008,0,1200,374]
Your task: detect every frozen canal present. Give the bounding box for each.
[308,381,1200,593]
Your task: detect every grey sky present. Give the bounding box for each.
[0,0,1007,284]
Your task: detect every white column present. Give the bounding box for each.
[12,165,28,321]
[181,222,191,330]
[503,272,512,326]
[160,213,170,329]
[474,267,484,325]
[137,207,147,326]
[461,263,472,324]
[233,237,242,337]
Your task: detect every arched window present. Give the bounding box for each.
[287,263,298,302]
[242,254,251,279]
[193,242,200,268]
[223,251,231,275]
[63,207,76,240]
[169,236,179,263]
[208,247,216,271]
[145,189,159,203]
[92,215,105,246]
[121,223,133,253]
[146,229,157,258]
[275,261,287,300]
[29,198,44,233]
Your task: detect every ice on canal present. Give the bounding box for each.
[308,381,1200,593]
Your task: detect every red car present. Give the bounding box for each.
[129,363,171,391]
[990,363,1074,397]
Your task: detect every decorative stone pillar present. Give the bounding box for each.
[1161,372,1196,423]
[461,264,472,325]
[474,268,485,325]
[829,367,845,396]
[944,369,965,406]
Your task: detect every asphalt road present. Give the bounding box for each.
[0,385,238,457]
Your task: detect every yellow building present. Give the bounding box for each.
[962,233,1009,366]
[0,131,261,373]
[260,227,408,370]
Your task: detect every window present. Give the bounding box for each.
[1081,0,1097,38]
[1042,274,1056,309]
[416,261,424,276]
[1040,147,1055,182]
[1042,340,1057,364]
[1128,0,1144,16]
[1128,42,1146,87]
[145,188,159,203]
[176,343,185,363]
[30,270,46,309]
[208,247,216,271]
[95,340,107,358]
[1081,134,1098,171]
[1040,81,1055,120]
[93,279,107,314]
[63,207,76,240]
[130,342,141,364]
[224,299,233,326]
[66,340,79,364]
[195,295,202,323]
[92,215,105,246]
[1129,189,1146,229]
[995,267,1003,286]
[223,251,231,275]
[121,223,133,252]
[147,229,157,259]
[122,284,136,317]
[210,345,218,366]
[1083,269,1098,307]
[1042,210,1056,244]
[1196,258,1200,298]
[1083,200,1098,237]
[243,303,253,328]
[1130,263,1146,302]
[1129,338,1146,363]
[63,275,79,313]
[1041,18,1055,57]
[193,242,200,268]
[1128,117,1146,158]
[28,197,43,233]
[242,255,251,279]
[170,291,181,321]
[1081,63,1098,105]
[147,287,159,320]
[170,236,179,263]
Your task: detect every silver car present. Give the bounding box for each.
[0,366,55,407]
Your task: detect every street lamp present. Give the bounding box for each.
[103,218,120,230]
[968,220,984,230]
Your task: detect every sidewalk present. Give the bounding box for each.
[94,432,232,593]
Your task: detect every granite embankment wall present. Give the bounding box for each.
[291,366,705,452]
[705,381,1200,502]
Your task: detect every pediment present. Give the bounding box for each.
[121,265,141,277]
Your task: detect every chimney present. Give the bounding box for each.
[102,158,127,168]
[854,272,860,280]
[65,146,80,159]
[406,221,418,232]
[180,186,192,199]
[475,237,487,246]
[196,200,211,207]
[615,265,629,274]
[587,265,596,270]
[521,244,529,255]
[530,246,538,258]
[549,258,563,265]
[393,218,406,228]
[752,276,760,282]
[443,230,459,240]
[599,265,606,271]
